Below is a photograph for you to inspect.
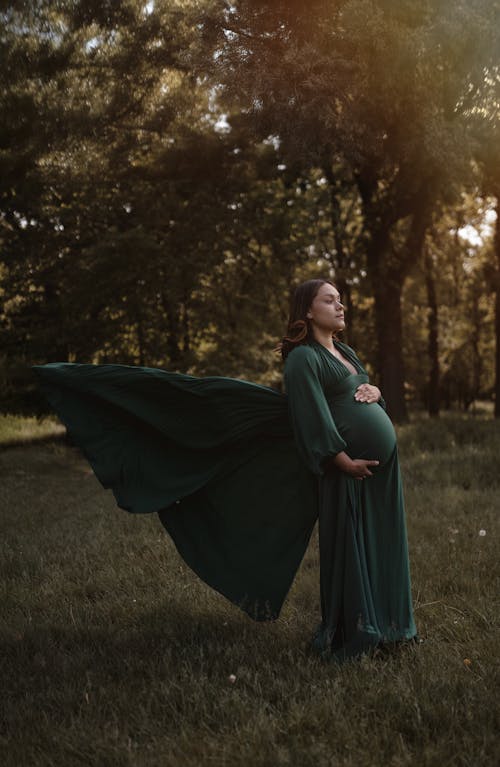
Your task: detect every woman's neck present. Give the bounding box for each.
[312,328,335,350]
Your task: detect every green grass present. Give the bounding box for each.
[0,413,64,447]
[0,415,498,766]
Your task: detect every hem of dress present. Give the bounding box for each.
[309,624,419,664]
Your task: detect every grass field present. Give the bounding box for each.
[0,414,498,766]
[0,413,64,447]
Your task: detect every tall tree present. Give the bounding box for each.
[473,65,500,416]
[0,1,253,370]
[201,0,499,418]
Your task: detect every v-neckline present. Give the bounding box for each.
[313,340,359,376]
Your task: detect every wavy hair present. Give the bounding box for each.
[277,278,337,360]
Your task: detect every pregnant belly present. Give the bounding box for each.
[330,400,397,467]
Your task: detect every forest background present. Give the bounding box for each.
[1,0,499,422]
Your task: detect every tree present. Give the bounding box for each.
[200,0,500,419]
[472,64,500,415]
[1,0,498,417]
[402,197,496,413]
[1,1,253,372]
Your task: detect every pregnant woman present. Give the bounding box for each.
[282,279,417,660]
[33,278,417,662]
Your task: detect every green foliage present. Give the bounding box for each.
[0,0,499,414]
[201,0,500,419]
[403,195,496,408]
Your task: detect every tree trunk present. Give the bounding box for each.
[364,218,409,422]
[366,201,431,422]
[182,290,191,354]
[323,162,355,343]
[43,280,69,362]
[162,295,182,366]
[471,296,482,407]
[136,315,145,367]
[494,194,500,418]
[371,268,408,422]
[424,248,440,416]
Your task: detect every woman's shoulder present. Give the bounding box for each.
[284,343,319,372]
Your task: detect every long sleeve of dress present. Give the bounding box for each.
[284,345,347,475]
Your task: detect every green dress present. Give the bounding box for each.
[284,341,416,660]
[32,339,416,661]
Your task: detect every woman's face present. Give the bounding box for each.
[306,283,345,333]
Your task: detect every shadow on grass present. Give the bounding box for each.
[3,601,291,702]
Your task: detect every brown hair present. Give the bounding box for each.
[277,278,337,360]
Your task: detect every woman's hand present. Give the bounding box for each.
[354,383,381,403]
[327,452,379,480]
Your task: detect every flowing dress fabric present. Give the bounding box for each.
[33,339,416,658]
[284,342,417,661]
[32,362,317,620]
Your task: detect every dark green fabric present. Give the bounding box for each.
[284,341,416,660]
[32,362,317,620]
[283,344,347,473]
[32,339,416,655]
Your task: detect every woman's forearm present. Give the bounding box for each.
[325,451,380,479]
[325,451,353,473]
